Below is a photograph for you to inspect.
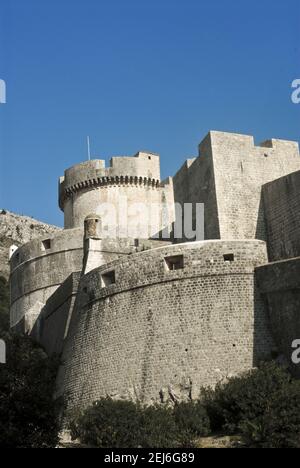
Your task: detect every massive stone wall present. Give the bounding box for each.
[256,258,300,377]
[173,132,300,242]
[210,132,300,240]
[57,240,274,410]
[173,135,220,241]
[10,228,84,332]
[35,272,81,355]
[10,218,171,334]
[262,170,300,261]
[0,210,60,279]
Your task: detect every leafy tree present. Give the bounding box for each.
[0,333,62,448]
[0,334,61,448]
[0,276,62,448]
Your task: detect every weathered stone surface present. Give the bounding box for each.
[57,240,274,409]
[9,228,85,330]
[262,170,300,261]
[59,153,175,236]
[173,132,300,241]
[256,257,300,377]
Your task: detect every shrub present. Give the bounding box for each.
[173,400,210,437]
[202,362,292,433]
[139,404,179,448]
[69,363,300,449]
[70,399,143,448]
[70,399,181,448]
[241,379,300,448]
[201,362,300,448]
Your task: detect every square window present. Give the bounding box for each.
[42,239,51,251]
[223,253,234,263]
[164,255,184,271]
[101,270,116,287]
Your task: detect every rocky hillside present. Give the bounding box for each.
[0,210,61,279]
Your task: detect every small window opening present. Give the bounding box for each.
[101,270,116,287]
[148,156,151,160]
[165,255,184,271]
[223,253,234,263]
[42,239,51,251]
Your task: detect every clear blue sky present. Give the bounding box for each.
[0,0,299,226]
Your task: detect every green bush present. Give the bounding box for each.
[70,399,180,448]
[139,404,179,448]
[70,399,142,448]
[201,362,300,448]
[0,333,62,448]
[202,362,292,433]
[0,273,62,448]
[173,400,210,437]
[241,379,300,448]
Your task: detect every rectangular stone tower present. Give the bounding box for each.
[173,131,300,241]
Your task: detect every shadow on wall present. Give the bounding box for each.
[255,257,300,378]
[255,192,267,243]
[30,273,81,356]
[262,289,300,379]
[253,281,276,368]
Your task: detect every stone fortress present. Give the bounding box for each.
[9,130,300,409]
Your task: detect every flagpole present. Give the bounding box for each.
[87,136,91,161]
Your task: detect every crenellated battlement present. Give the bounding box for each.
[59,175,161,210]
[58,151,174,232]
[199,131,299,153]
[59,151,161,208]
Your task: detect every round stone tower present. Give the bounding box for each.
[59,152,175,239]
